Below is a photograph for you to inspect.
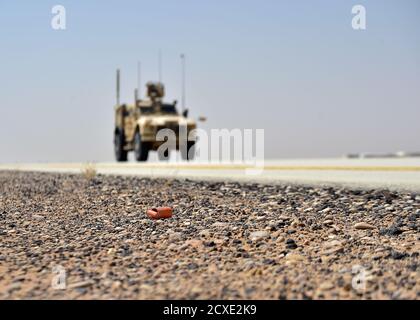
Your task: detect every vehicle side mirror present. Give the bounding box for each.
[198,116,207,122]
[182,109,189,117]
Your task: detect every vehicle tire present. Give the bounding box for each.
[181,141,195,161]
[114,129,128,162]
[134,131,149,161]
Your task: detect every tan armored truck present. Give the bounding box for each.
[114,69,197,162]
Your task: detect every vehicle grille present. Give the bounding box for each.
[157,124,180,133]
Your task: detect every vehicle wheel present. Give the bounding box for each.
[181,141,195,161]
[114,129,128,162]
[134,131,149,161]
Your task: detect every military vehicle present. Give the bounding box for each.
[114,69,197,162]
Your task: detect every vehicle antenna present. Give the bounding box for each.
[134,88,138,106]
[137,61,141,99]
[116,69,120,106]
[158,49,162,83]
[181,54,186,113]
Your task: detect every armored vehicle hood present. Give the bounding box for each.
[137,114,196,127]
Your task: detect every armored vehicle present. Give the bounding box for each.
[114,69,197,162]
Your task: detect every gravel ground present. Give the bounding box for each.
[0,171,419,300]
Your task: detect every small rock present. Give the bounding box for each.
[68,280,94,289]
[390,251,408,260]
[380,226,403,236]
[285,239,298,249]
[167,243,177,251]
[212,222,228,228]
[291,219,304,227]
[354,222,375,230]
[275,235,285,243]
[322,240,344,255]
[204,240,216,247]
[318,281,334,291]
[249,231,270,241]
[199,230,211,238]
[320,207,332,214]
[7,282,21,293]
[168,232,183,242]
[187,262,199,270]
[263,258,276,265]
[285,253,305,264]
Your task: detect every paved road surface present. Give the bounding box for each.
[1,158,420,192]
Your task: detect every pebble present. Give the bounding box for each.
[168,232,183,242]
[68,280,94,289]
[354,222,375,230]
[285,253,305,264]
[322,240,344,255]
[318,281,334,291]
[249,231,270,241]
[212,222,228,228]
[285,239,298,249]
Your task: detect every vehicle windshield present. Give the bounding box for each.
[139,107,154,114]
[139,104,178,115]
[161,104,178,114]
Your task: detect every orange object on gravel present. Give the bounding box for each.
[147,207,173,219]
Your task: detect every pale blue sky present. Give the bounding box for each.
[0,0,419,162]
